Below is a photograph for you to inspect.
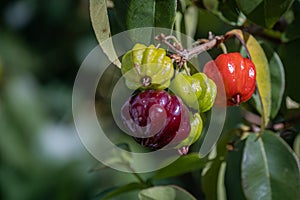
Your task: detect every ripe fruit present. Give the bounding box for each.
[121,90,191,150]
[170,72,217,112]
[203,52,256,106]
[121,43,174,90]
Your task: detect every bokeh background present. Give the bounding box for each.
[2,0,299,200]
[0,1,142,199]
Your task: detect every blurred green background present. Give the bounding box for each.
[0,1,129,199]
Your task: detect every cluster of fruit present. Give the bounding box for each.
[120,43,256,154]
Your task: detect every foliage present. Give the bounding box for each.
[90,0,300,199]
[1,0,300,200]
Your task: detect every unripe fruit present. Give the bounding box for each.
[203,53,256,106]
[121,90,191,150]
[121,44,174,90]
[177,112,203,155]
[170,72,217,112]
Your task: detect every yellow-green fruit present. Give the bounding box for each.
[176,112,203,148]
[121,43,174,90]
[170,72,217,112]
[196,73,217,112]
[169,72,201,110]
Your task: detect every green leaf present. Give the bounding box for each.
[227,29,271,126]
[202,160,224,200]
[261,43,285,119]
[89,143,132,171]
[225,137,247,200]
[138,186,176,200]
[219,0,240,24]
[107,0,130,34]
[235,0,294,28]
[245,35,271,127]
[126,0,155,43]
[236,0,262,15]
[96,182,145,200]
[245,42,285,119]
[138,185,196,200]
[170,185,197,200]
[126,0,177,42]
[155,0,177,29]
[152,153,206,180]
[242,132,300,200]
[203,0,219,12]
[90,0,121,68]
[184,5,198,44]
[278,39,300,102]
[127,0,155,29]
[217,162,227,200]
[294,133,300,159]
[284,2,300,41]
[264,0,294,28]
[202,129,237,200]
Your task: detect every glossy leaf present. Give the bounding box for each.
[278,39,300,102]
[96,182,145,200]
[202,129,237,200]
[235,0,294,28]
[242,132,300,200]
[264,0,294,28]
[139,186,176,200]
[126,0,177,42]
[235,0,262,15]
[127,0,176,29]
[284,1,300,41]
[171,185,197,200]
[294,133,300,159]
[218,0,240,25]
[202,159,223,200]
[155,0,177,29]
[225,139,246,200]
[127,0,155,29]
[217,162,227,200]
[90,0,121,68]
[261,43,285,119]
[138,185,196,200]
[227,29,271,126]
[152,153,206,180]
[246,42,285,119]
[89,143,132,171]
[184,5,198,43]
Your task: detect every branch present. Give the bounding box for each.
[155,32,225,61]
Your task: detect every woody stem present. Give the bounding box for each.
[155,33,224,61]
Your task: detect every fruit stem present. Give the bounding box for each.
[256,86,267,138]
[132,172,146,184]
[236,93,240,105]
[231,93,241,106]
[219,42,228,54]
[258,98,266,139]
[126,163,146,184]
[225,31,252,60]
[183,62,191,76]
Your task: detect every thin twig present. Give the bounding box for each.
[225,32,252,60]
[155,33,224,61]
[186,38,219,59]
